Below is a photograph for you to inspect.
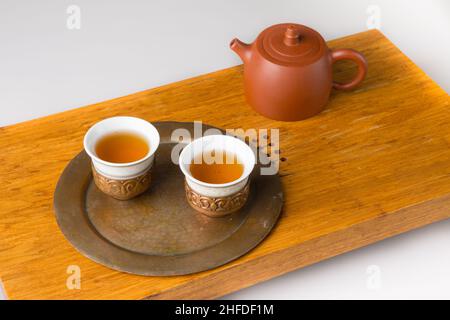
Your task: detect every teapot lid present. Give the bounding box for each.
[256,23,326,66]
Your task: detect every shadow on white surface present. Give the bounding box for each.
[0,279,7,300]
[224,219,450,299]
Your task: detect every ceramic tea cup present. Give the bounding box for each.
[179,134,256,217]
[84,116,160,200]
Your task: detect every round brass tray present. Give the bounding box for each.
[54,121,283,276]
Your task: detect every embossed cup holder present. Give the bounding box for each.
[179,134,256,217]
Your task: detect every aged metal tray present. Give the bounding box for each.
[54,121,283,276]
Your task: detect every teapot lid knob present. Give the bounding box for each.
[258,23,325,66]
[284,25,301,46]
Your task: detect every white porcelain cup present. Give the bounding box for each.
[179,134,256,217]
[84,116,160,179]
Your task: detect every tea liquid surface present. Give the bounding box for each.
[95,132,149,163]
[189,151,244,184]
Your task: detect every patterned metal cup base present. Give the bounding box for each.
[184,180,250,217]
[92,165,151,200]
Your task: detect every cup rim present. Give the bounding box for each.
[179,134,256,188]
[83,116,160,168]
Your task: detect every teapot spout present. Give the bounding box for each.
[230,38,252,64]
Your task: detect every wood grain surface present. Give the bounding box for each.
[0,30,449,299]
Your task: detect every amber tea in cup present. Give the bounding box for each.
[84,116,160,200]
[179,135,256,217]
[95,132,149,163]
[189,150,244,184]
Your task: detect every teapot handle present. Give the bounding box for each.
[331,49,368,90]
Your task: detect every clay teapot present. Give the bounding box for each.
[230,23,368,121]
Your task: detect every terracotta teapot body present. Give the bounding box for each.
[231,23,367,121]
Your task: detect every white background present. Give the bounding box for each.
[0,0,449,299]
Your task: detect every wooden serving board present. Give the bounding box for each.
[0,30,449,300]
